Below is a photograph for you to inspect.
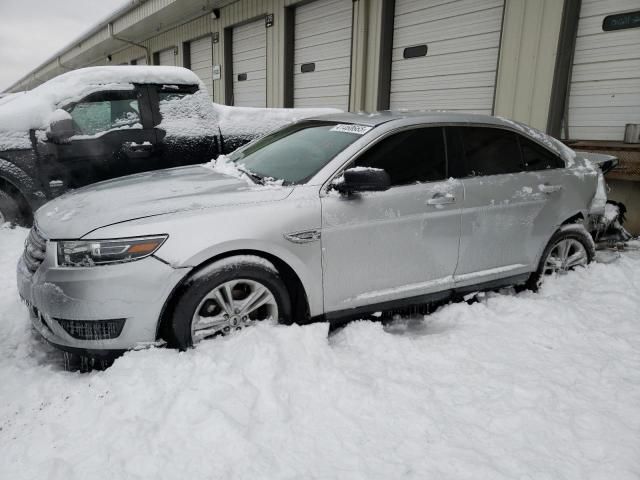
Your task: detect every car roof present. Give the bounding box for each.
[305,110,578,165]
[306,110,522,128]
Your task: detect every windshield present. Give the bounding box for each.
[229,121,368,184]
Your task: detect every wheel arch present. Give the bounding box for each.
[0,174,34,224]
[0,157,44,223]
[156,248,313,342]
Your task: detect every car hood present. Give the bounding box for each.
[35,165,293,239]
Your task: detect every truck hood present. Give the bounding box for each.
[35,165,293,239]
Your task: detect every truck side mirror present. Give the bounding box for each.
[46,109,74,144]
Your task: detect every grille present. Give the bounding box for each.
[56,318,126,341]
[22,227,47,273]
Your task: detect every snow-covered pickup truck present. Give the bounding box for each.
[0,66,329,225]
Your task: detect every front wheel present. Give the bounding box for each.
[168,256,292,349]
[526,226,595,291]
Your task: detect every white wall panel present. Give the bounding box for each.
[390,0,504,113]
[293,0,353,110]
[158,48,176,66]
[232,18,267,107]
[189,36,213,98]
[567,0,640,140]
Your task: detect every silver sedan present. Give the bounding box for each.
[16,112,601,364]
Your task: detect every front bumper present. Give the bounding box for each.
[17,243,188,353]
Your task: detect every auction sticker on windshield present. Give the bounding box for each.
[330,124,372,135]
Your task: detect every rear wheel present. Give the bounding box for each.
[0,189,20,225]
[168,256,292,349]
[527,226,595,290]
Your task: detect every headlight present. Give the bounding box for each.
[57,235,168,267]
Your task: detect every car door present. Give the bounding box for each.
[320,126,463,314]
[447,126,563,287]
[43,87,159,189]
[150,85,220,167]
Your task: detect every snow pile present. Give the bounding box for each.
[1,225,639,479]
[157,89,337,142]
[215,103,339,140]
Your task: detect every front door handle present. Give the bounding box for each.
[123,142,154,159]
[427,193,456,205]
[540,184,563,194]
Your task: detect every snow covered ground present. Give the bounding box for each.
[1,225,639,479]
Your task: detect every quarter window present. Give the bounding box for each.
[353,127,447,186]
[449,127,523,177]
[519,136,564,171]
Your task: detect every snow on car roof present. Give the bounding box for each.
[0,66,202,136]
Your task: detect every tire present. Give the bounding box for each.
[526,225,595,291]
[168,255,292,349]
[0,189,20,225]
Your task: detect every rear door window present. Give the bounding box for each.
[447,126,523,177]
[353,127,447,186]
[519,136,565,171]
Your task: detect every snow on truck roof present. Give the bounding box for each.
[0,66,201,134]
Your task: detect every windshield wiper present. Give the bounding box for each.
[236,165,265,185]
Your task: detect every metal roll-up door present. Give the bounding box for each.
[567,0,640,141]
[293,0,353,110]
[189,36,214,99]
[158,48,176,66]
[389,0,504,113]
[232,19,267,107]
[132,56,147,65]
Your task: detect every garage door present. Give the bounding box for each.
[189,36,213,99]
[158,48,176,66]
[567,0,640,140]
[132,56,147,65]
[293,0,353,110]
[232,19,267,107]
[389,0,504,113]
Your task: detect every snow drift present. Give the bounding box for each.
[0,226,639,479]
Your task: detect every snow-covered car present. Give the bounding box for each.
[17,111,608,367]
[0,66,330,225]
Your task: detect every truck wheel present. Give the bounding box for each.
[526,226,595,291]
[0,189,20,225]
[168,256,292,350]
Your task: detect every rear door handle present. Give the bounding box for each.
[540,184,563,194]
[427,193,456,205]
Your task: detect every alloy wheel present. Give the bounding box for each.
[190,278,278,343]
[543,238,589,276]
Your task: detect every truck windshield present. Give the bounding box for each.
[229,121,368,184]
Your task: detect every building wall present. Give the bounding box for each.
[494,0,565,131]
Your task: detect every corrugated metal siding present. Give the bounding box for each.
[567,0,640,140]
[389,0,504,113]
[231,19,267,107]
[293,0,353,109]
[190,36,214,98]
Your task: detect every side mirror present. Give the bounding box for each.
[335,167,391,194]
[46,109,74,144]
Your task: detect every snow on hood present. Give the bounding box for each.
[35,165,293,239]
[0,66,201,135]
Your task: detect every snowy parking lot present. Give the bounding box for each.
[1,225,639,479]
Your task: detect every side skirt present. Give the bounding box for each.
[318,273,532,326]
